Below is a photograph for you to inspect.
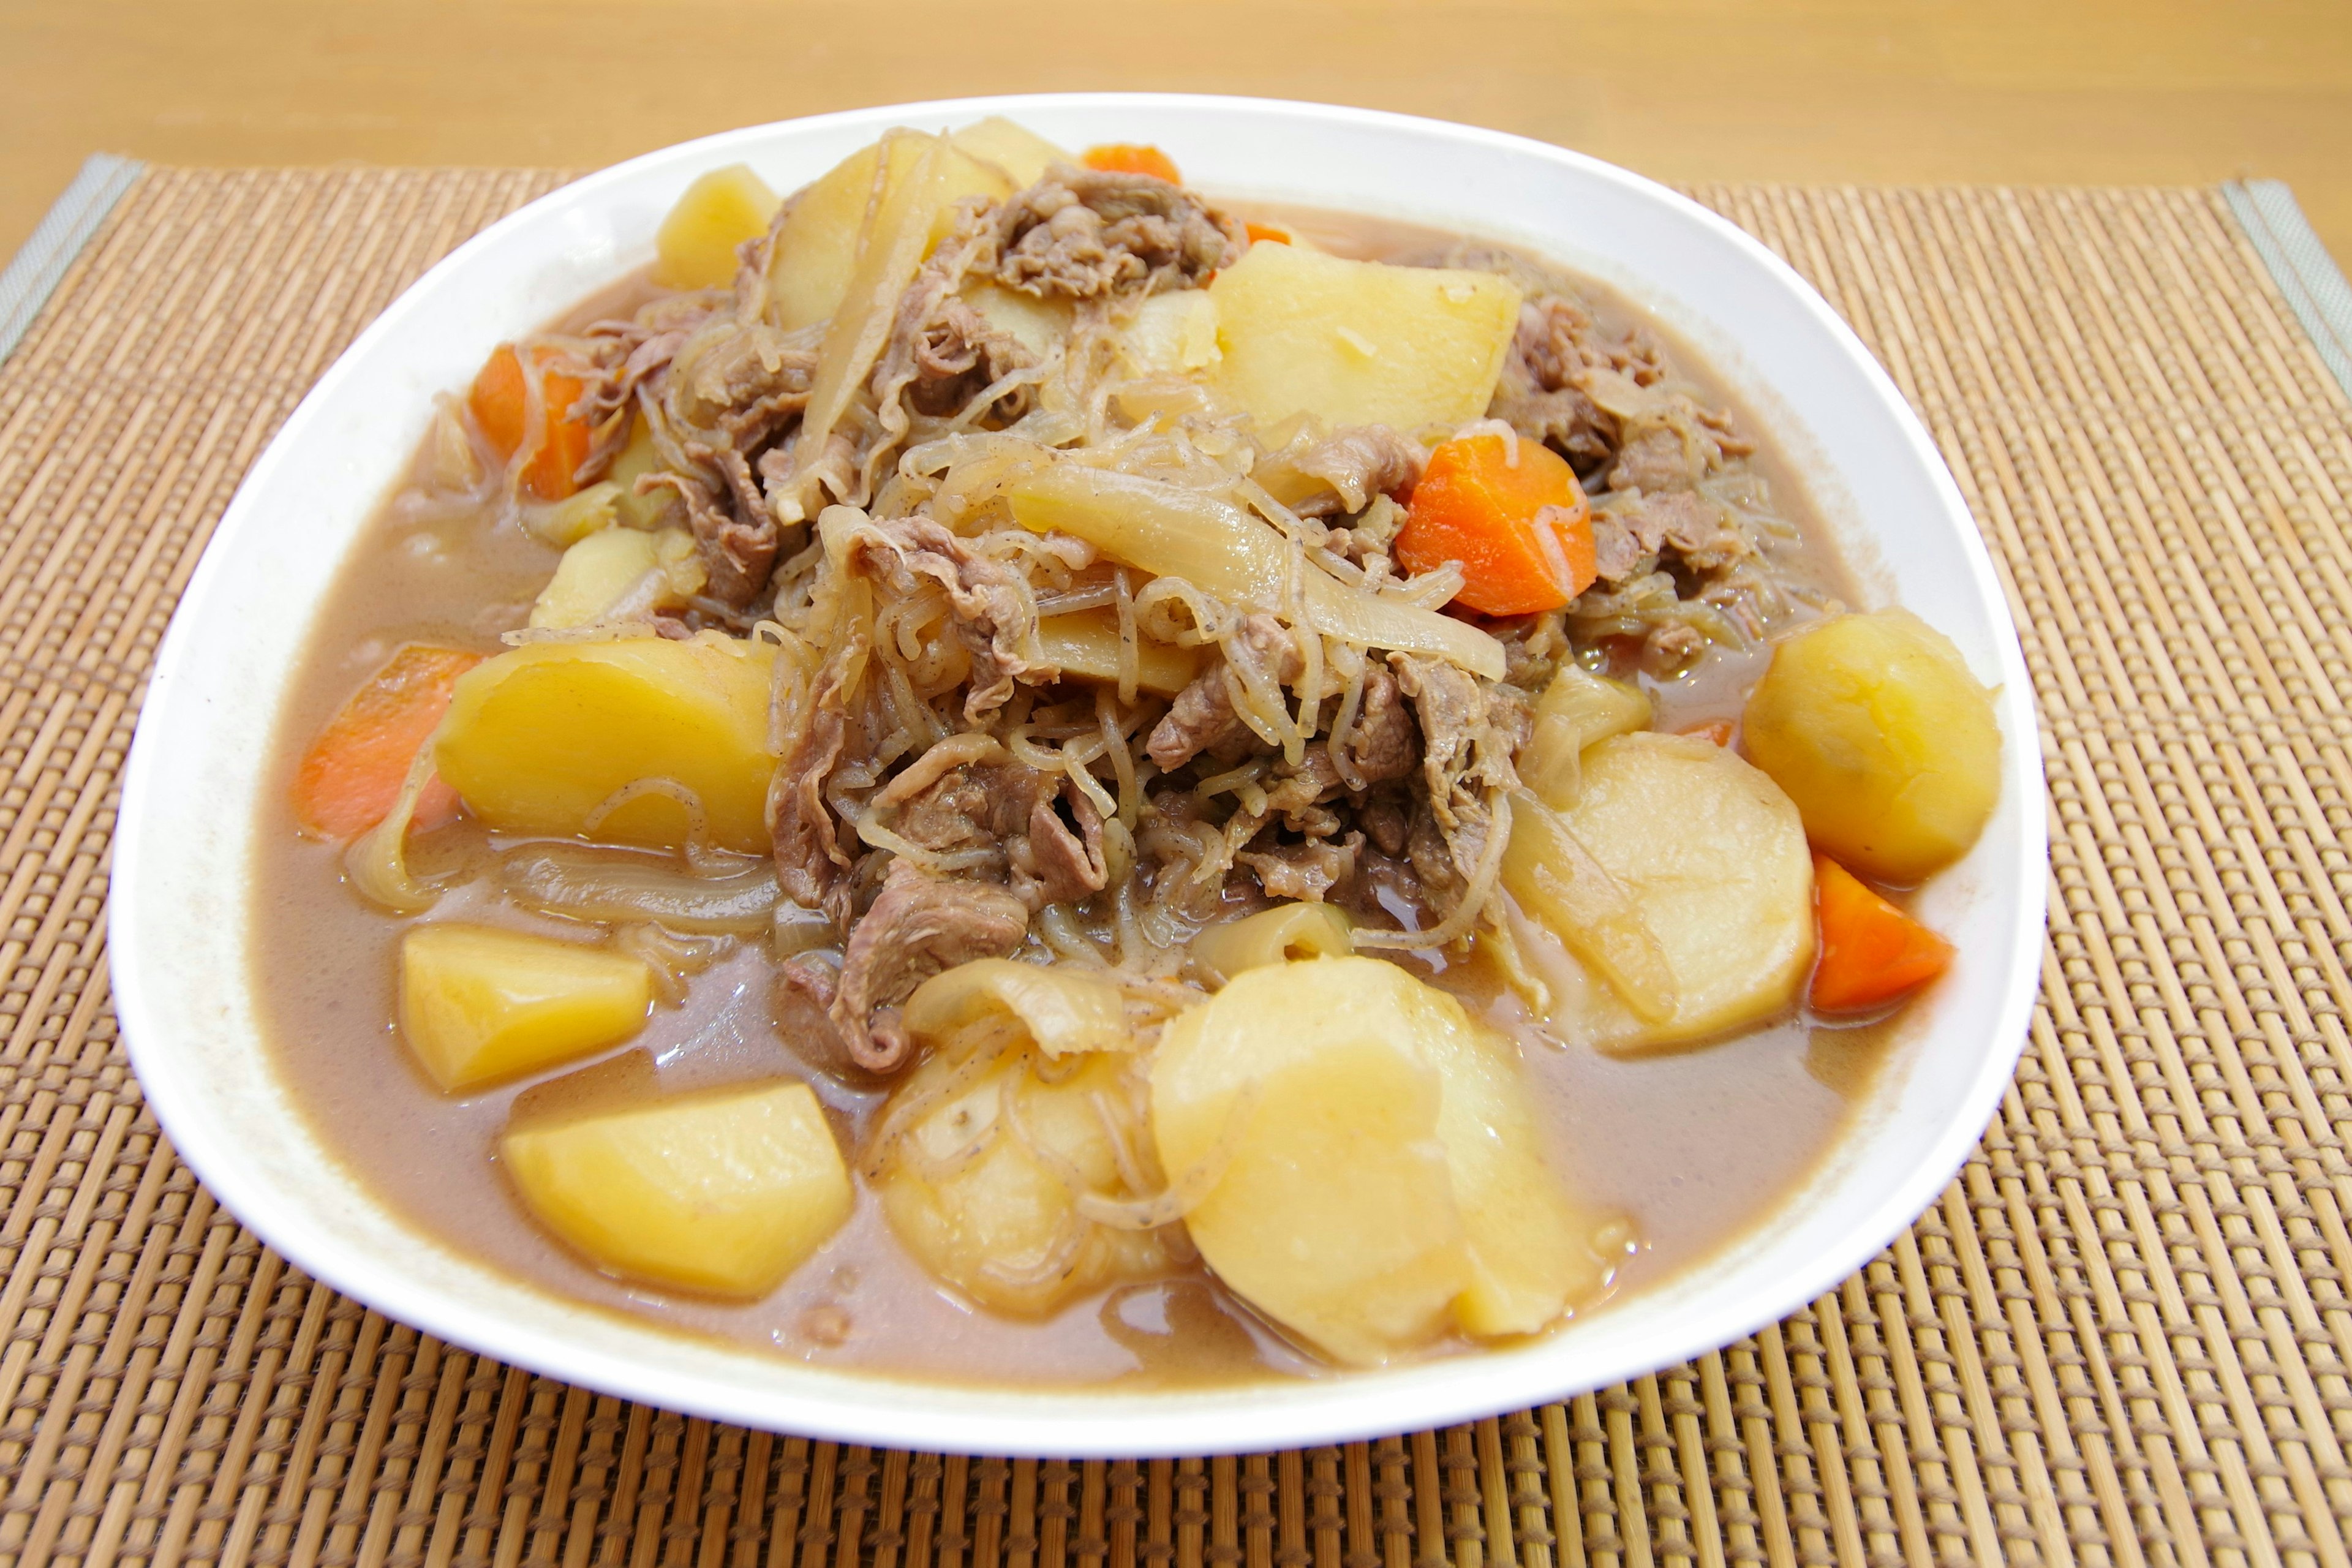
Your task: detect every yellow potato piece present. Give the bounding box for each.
[434,636,779,854]
[767,132,1012,332]
[948,116,1071,188]
[654,164,781,291]
[1515,733,1815,1055]
[875,1049,1169,1315]
[1741,609,2002,883]
[1118,291,1222,377]
[1208,243,1521,434]
[963,280,1075,360]
[605,414,682,532]
[399,924,651,1092]
[530,527,660,629]
[502,1080,851,1298]
[1035,607,1204,696]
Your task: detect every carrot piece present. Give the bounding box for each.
[1809,854,1954,1012]
[468,343,591,500]
[294,645,483,840]
[1681,718,1736,747]
[1395,434,1595,616]
[1082,143,1183,183]
[1243,221,1292,246]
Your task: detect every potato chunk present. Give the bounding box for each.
[530,527,658,629]
[873,1046,1172,1316]
[1155,958,1605,1364]
[434,636,778,853]
[1741,609,2001,883]
[502,1080,851,1298]
[654,164,780,291]
[1207,243,1521,434]
[1508,733,1814,1054]
[400,924,651,1091]
[1189,902,1354,981]
[948,116,1072,187]
[767,133,1012,332]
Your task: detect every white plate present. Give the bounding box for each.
[111,94,2045,1457]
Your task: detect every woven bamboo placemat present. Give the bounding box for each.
[2,166,2349,1568]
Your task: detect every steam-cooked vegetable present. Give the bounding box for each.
[606,416,682,532]
[964,281,1075,360]
[1207,243,1521,433]
[470,344,590,500]
[1117,292,1221,377]
[1081,143,1183,182]
[1396,433,1595,615]
[1189,902,1352,981]
[766,132,1013,334]
[654,164,780,291]
[496,844,780,935]
[1036,608,1204,695]
[1008,466,1507,679]
[434,635,779,853]
[502,1080,852,1297]
[294,644,481,840]
[400,924,652,1091]
[1517,663,1652,808]
[1510,733,1814,1054]
[1741,609,2001,883]
[948,116,1072,188]
[1809,854,1954,1011]
[872,1014,1170,1316]
[531,527,658,628]
[1153,957,1605,1364]
[901,958,1133,1058]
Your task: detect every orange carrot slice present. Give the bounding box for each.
[1680,719,1736,747]
[294,645,483,840]
[1082,143,1183,183]
[1809,854,1955,1012]
[469,344,592,500]
[1243,221,1292,246]
[1395,433,1594,616]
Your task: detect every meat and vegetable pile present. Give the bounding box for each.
[281,121,2002,1370]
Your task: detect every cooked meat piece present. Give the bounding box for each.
[821,860,1030,1072]
[1590,491,1749,586]
[1261,424,1426,518]
[1357,787,1410,858]
[1390,655,1522,831]
[1146,614,1304,770]
[1643,621,1707,672]
[1339,666,1419,785]
[994,165,1242,300]
[1610,424,1698,494]
[1487,295,1617,470]
[845,516,1039,719]
[892,754,1110,913]
[870,206,1038,426]
[668,317,821,448]
[1239,831,1363,902]
[644,469,778,607]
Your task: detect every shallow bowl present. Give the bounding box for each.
[112,92,2045,1457]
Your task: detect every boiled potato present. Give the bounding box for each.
[875,1047,1171,1315]
[1741,609,2001,883]
[502,1080,851,1297]
[400,924,651,1092]
[1509,733,1814,1054]
[964,281,1074,360]
[1189,902,1352,982]
[522,481,622,549]
[1518,664,1653,808]
[948,116,1071,188]
[1035,607,1204,696]
[768,132,1012,332]
[1155,957,1605,1363]
[1420,1005,1611,1336]
[434,635,778,853]
[531,526,658,629]
[1118,292,1221,377]
[1208,243,1521,434]
[654,164,780,291]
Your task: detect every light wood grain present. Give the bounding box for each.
[6,0,2350,265]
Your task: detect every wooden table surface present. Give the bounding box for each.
[6,0,2352,274]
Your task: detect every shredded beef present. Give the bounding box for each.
[644,469,778,607]
[845,516,1039,720]
[794,860,1030,1073]
[1338,666,1419,786]
[1591,491,1751,586]
[1389,655,1528,904]
[994,165,1242,300]
[891,755,1109,913]
[1239,831,1363,902]
[1487,296,1618,470]
[1261,424,1425,518]
[1146,614,1303,770]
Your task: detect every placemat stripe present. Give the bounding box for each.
[1,167,2349,1566]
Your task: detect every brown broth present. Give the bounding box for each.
[249,214,1889,1388]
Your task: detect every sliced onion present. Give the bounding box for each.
[496,843,778,934]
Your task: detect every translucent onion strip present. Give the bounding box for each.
[497,845,778,935]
